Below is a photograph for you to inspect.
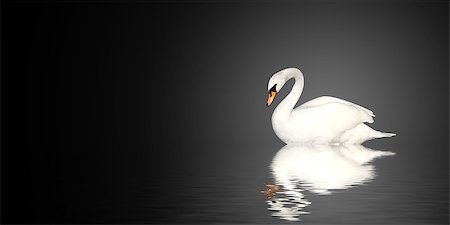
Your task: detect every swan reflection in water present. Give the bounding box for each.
[266,144,394,221]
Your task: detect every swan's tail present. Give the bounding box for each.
[340,124,396,145]
[375,131,396,138]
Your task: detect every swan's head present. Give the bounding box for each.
[267,68,297,107]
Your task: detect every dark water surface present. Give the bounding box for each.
[38,140,446,224]
[75,142,446,224]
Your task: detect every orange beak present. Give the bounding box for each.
[266,90,277,107]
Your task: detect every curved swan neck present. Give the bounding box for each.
[275,69,304,117]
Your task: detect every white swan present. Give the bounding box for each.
[266,67,395,144]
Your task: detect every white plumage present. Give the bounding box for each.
[267,68,395,144]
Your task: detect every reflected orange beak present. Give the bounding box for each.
[266,90,277,107]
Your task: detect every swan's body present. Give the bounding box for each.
[267,68,395,144]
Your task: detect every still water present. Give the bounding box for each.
[85,142,448,224]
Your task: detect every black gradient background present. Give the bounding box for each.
[2,1,448,224]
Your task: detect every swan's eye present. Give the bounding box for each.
[269,84,277,93]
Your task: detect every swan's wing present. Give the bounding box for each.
[291,102,375,139]
[297,96,375,117]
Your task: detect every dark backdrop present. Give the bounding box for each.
[2,1,448,224]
